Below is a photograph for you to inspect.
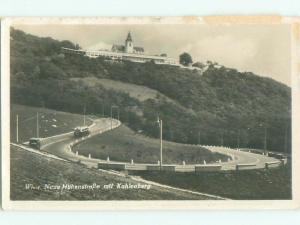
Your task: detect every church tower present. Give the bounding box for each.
[125,32,134,53]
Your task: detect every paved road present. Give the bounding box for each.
[204,146,281,170]
[42,118,121,168]
[40,118,281,171]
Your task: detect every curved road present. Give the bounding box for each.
[204,146,281,170]
[39,117,281,171]
[42,118,121,168]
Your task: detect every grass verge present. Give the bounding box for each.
[73,125,229,164]
[132,165,292,200]
[10,146,217,200]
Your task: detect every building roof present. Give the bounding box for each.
[126,32,133,42]
[112,44,125,52]
[133,47,144,52]
[112,44,144,53]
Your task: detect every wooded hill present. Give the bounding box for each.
[10,28,291,152]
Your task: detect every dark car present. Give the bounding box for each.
[29,138,41,150]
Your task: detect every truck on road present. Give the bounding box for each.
[74,126,90,138]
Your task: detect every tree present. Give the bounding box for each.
[179,52,193,66]
[192,61,205,69]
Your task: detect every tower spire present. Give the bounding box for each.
[125,31,134,53]
[126,31,133,42]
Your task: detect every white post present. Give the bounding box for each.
[237,129,240,150]
[107,156,110,162]
[16,114,19,143]
[131,159,134,164]
[160,119,163,170]
[110,106,112,130]
[264,127,267,155]
[88,153,91,159]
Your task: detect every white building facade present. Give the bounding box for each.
[62,32,179,66]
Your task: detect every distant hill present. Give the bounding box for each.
[10,28,291,152]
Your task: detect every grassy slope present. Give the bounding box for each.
[134,166,292,200]
[11,146,213,200]
[71,77,170,102]
[71,77,195,115]
[73,125,229,164]
[11,104,92,143]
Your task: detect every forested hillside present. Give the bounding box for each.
[10,28,291,152]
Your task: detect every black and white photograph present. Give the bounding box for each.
[1,17,299,210]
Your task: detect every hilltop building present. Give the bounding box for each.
[111,32,144,54]
[62,32,179,66]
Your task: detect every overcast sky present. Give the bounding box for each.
[14,24,291,86]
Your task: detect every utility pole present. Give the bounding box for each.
[83,104,86,126]
[157,117,163,171]
[264,127,267,155]
[102,102,105,117]
[221,130,224,146]
[198,131,201,145]
[170,130,174,141]
[36,112,39,138]
[237,129,240,150]
[111,106,119,129]
[110,106,113,130]
[16,114,19,143]
[160,119,163,170]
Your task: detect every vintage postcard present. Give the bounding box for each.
[1,16,300,210]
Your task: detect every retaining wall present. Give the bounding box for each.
[98,162,126,170]
[236,164,257,171]
[175,165,196,172]
[146,165,161,171]
[195,165,222,172]
[162,165,176,172]
[265,161,282,169]
[125,164,148,171]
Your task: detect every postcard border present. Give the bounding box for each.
[1,16,300,210]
